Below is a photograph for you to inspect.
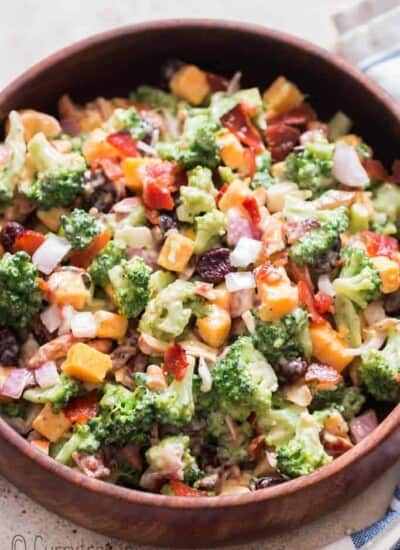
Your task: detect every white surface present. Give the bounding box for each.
[1,1,398,549]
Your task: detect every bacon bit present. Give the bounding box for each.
[144,207,159,225]
[298,280,325,324]
[163,345,188,381]
[314,291,335,315]
[143,160,179,192]
[70,231,111,269]
[170,480,206,497]
[106,131,139,157]
[243,147,256,179]
[206,72,229,92]
[27,334,80,368]
[143,181,174,211]
[248,434,266,461]
[264,123,300,162]
[285,219,320,244]
[194,281,217,300]
[362,158,388,181]
[361,230,399,259]
[221,103,264,152]
[64,391,99,425]
[13,230,45,256]
[242,195,261,229]
[93,157,123,182]
[322,431,353,457]
[288,261,313,288]
[268,104,316,127]
[305,362,343,390]
[216,183,229,206]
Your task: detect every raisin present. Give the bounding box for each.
[312,237,341,274]
[159,212,178,235]
[0,328,20,365]
[196,248,232,284]
[279,358,308,383]
[384,290,400,315]
[0,222,25,251]
[82,170,118,213]
[250,476,285,491]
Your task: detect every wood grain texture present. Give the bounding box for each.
[0,19,399,547]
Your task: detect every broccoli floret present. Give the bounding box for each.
[25,132,86,209]
[262,399,306,448]
[23,373,82,413]
[105,107,152,140]
[139,280,206,341]
[332,246,381,309]
[176,166,217,222]
[0,111,26,204]
[108,256,151,318]
[284,140,335,197]
[371,183,400,236]
[89,240,126,287]
[359,325,400,401]
[310,382,366,421]
[252,308,311,367]
[150,270,175,297]
[251,151,276,189]
[155,356,195,426]
[54,422,100,465]
[132,85,178,112]
[194,210,227,254]
[212,336,278,422]
[334,295,362,347]
[59,208,99,250]
[0,251,42,330]
[206,411,253,464]
[276,412,332,478]
[0,399,29,419]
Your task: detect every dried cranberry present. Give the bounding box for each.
[312,236,341,274]
[0,222,25,251]
[159,212,178,235]
[82,170,118,213]
[196,248,232,284]
[279,358,308,383]
[0,328,20,365]
[250,476,285,491]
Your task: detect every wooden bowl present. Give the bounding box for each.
[1,20,400,548]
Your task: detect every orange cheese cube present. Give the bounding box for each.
[62,342,112,384]
[157,232,194,273]
[263,76,304,118]
[122,157,158,192]
[218,180,250,212]
[371,256,400,294]
[210,282,231,312]
[48,270,91,310]
[310,322,352,373]
[258,283,299,321]
[94,310,128,340]
[170,65,210,105]
[218,130,247,172]
[197,305,231,348]
[31,439,50,454]
[32,404,71,443]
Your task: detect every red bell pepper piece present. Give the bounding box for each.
[143,161,178,192]
[242,195,261,229]
[64,391,99,425]
[314,290,335,315]
[221,103,264,152]
[70,231,111,268]
[298,280,325,324]
[13,230,45,255]
[362,159,388,181]
[163,345,188,381]
[361,230,399,259]
[143,181,174,211]
[106,131,139,158]
[264,123,300,162]
[170,480,206,497]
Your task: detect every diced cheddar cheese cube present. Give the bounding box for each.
[310,322,352,373]
[31,439,50,454]
[157,232,194,273]
[170,65,210,106]
[197,305,232,348]
[371,256,400,294]
[82,128,117,164]
[122,157,158,192]
[48,270,91,310]
[218,180,250,212]
[32,404,71,443]
[94,310,128,340]
[62,342,112,384]
[257,266,299,321]
[210,282,231,312]
[37,208,68,232]
[217,130,246,172]
[263,76,304,117]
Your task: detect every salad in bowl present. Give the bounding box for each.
[0,61,399,497]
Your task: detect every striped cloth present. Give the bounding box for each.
[326,1,400,548]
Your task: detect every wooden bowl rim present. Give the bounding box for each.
[1,18,400,510]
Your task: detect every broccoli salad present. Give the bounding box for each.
[0,63,400,497]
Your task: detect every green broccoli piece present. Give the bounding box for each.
[155,356,195,426]
[261,399,306,448]
[25,132,86,209]
[132,85,178,112]
[89,240,126,287]
[252,308,311,367]
[0,399,29,419]
[359,325,400,401]
[59,208,99,250]
[0,251,42,330]
[150,270,175,297]
[194,210,227,254]
[176,166,217,222]
[206,411,253,463]
[105,107,152,140]
[23,373,82,413]
[251,151,276,189]
[54,423,100,465]
[212,336,278,422]
[110,459,140,488]
[310,382,366,421]
[332,246,381,309]
[371,183,400,236]
[334,295,362,347]
[139,280,206,341]
[0,111,26,204]
[284,140,335,197]
[108,256,151,318]
[276,412,332,478]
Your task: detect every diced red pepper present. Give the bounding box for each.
[64,391,99,425]
[298,280,324,324]
[264,123,300,162]
[268,104,316,127]
[163,345,188,381]
[143,181,174,211]
[13,230,45,255]
[242,195,261,229]
[243,147,256,180]
[106,131,139,158]
[70,231,111,268]
[170,480,206,497]
[287,261,314,288]
[216,183,229,206]
[206,72,229,92]
[94,158,123,182]
[305,362,343,390]
[362,159,388,181]
[221,103,264,152]
[314,290,335,315]
[361,230,399,259]
[143,160,178,192]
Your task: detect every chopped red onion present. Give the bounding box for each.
[35,361,60,388]
[40,304,62,333]
[0,368,35,399]
[350,410,378,443]
[115,226,153,249]
[318,274,335,297]
[333,142,369,188]
[70,312,97,339]
[112,197,140,214]
[230,288,255,318]
[230,237,262,268]
[226,208,253,246]
[32,235,71,275]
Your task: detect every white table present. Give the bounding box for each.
[1,1,399,548]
